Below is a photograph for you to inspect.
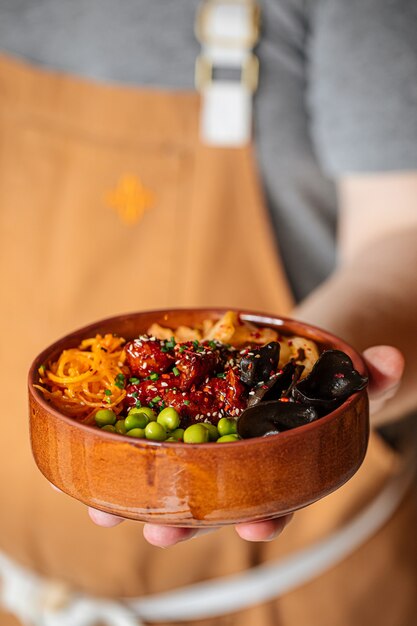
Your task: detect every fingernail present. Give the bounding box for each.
[265,515,293,541]
[384,382,400,399]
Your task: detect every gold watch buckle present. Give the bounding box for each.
[195,0,260,49]
[195,53,259,92]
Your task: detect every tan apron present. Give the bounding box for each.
[0,54,416,626]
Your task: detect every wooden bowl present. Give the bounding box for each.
[28,309,369,527]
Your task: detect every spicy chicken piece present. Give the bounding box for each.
[124,374,177,409]
[163,389,217,427]
[224,369,248,415]
[204,368,248,418]
[174,344,219,391]
[125,337,174,378]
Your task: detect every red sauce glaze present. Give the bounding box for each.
[174,343,220,391]
[123,337,249,425]
[125,339,174,377]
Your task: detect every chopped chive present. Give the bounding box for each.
[164,336,176,350]
[115,373,126,389]
[153,396,162,403]
[183,400,190,406]
[135,401,142,408]
[172,367,180,376]
[208,341,217,349]
[149,372,159,381]
[106,397,112,404]
[129,377,140,384]
[161,346,169,353]
[179,346,186,353]
[192,340,199,349]
[104,389,112,396]
[216,373,226,379]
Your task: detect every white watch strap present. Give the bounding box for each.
[195,0,260,146]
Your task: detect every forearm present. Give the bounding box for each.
[293,227,417,426]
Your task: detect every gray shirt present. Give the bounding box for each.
[1,0,416,300]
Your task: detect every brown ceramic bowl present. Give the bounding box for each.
[28,309,369,527]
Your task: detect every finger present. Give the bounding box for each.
[363,345,404,396]
[235,513,293,542]
[362,346,404,415]
[143,524,217,548]
[88,507,125,528]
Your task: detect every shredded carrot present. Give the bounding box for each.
[35,334,128,423]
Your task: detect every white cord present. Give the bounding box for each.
[129,464,416,621]
[0,465,414,626]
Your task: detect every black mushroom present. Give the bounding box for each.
[238,341,280,387]
[247,361,304,407]
[292,349,368,412]
[237,400,318,439]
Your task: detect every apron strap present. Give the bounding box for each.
[195,0,260,146]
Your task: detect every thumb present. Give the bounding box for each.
[362,345,404,414]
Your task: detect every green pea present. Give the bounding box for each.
[157,407,181,431]
[129,406,157,421]
[115,420,127,435]
[217,417,237,437]
[217,434,240,443]
[126,428,146,438]
[183,424,210,444]
[95,409,117,426]
[145,421,167,441]
[171,428,185,441]
[125,412,149,431]
[202,422,219,441]
[101,424,117,433]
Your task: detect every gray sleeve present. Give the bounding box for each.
[307,0,417,176]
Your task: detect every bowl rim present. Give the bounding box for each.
[28,307,368,450]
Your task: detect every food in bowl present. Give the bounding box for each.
[29,309,370,524]
[36,311,367,444]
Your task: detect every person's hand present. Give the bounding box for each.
[88,507,294,547]
[87,345,404,547]
[363,345,404,418]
